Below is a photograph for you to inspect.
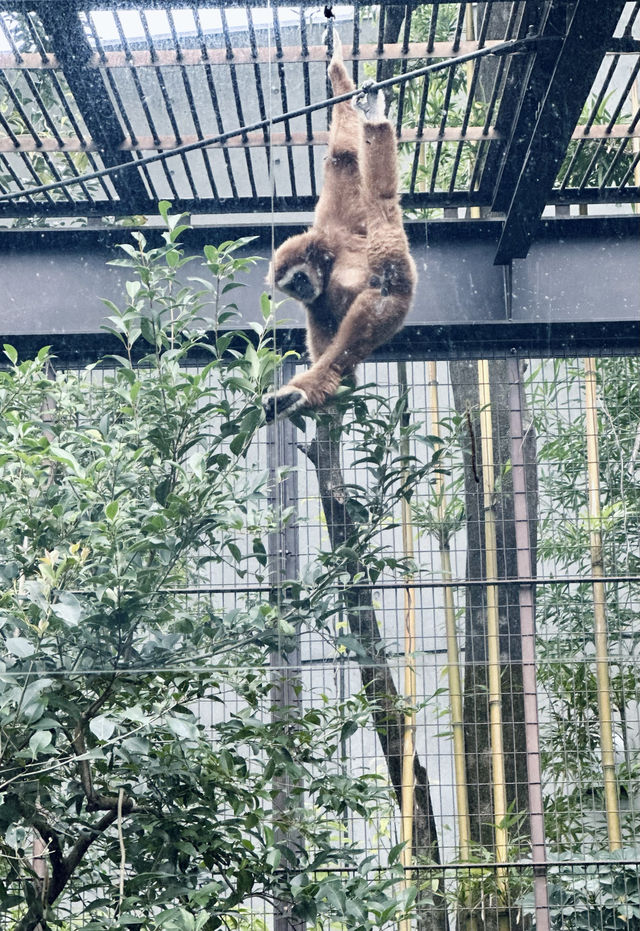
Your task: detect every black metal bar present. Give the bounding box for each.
[247,5,271,153]
[112,10,180,198]
[0,153,36,204]
[449,4,492,193]
[0,106,21,148]
[582,55,619,135]
[61,151,93,200]
[15,151,56,204]
[46,69,88,146]
[22,70,65,146]
[395,5,414,138]
[165,5,182,62]
[409,72,430,193]
[0,36,572,206]
[191,1,207,58]
[220,5,258,199]
[618,149,640,188]
[376,3,386,80]
[451,0,465,53]
[36,2,151,212]
[494,0,628,264]
[0,72,42,147]
[24,10,49,63]
[598,136,631,190]
[475,0,529,200]
[84,151,116,201]
[139,16,199,199]
[139,8,158,62]
[272,5,297,199]
[0,10,23,61]
[193,6,238,199]
[578,139,607,191]
[298,8,316,199]
[557,137,586,189]
[489,3,563,213]
[429,53,460,192]
[427,2,438,53]
[41,151,74,203]
[605,55,640,132]
[83,16,154,197]
[352,1,360,85]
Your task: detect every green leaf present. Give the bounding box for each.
[3,344,17,364]
[105,500,119,521]
[52,592,83,626]
[5,637,35,658]
[166,716,197,740]
[29,730,52,758]
[89,715,116,741]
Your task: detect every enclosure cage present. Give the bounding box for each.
[1,2,640,931]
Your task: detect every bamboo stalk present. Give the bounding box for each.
[477,360,510,931]
[429,363,475,930]
[584,358,623,851]
[397,362,416,931]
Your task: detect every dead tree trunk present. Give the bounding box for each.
[304,412,449,931]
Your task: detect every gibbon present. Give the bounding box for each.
[262,33,417,422]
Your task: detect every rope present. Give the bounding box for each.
[0,33,558,205]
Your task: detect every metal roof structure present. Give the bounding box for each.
[0,0,638,264]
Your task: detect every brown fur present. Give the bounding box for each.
[263,37,416,421]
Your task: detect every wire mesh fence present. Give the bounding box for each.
[3,346,639,929]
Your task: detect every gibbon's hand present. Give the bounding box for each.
[353,80,386,122]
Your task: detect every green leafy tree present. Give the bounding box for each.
[0,206,410,931]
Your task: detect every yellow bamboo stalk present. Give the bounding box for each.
[584,358,622,851]
[397,362,416,931]
[428,363,472,860]
[477,360,509,931]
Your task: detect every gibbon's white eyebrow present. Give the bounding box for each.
[0,32,556,205]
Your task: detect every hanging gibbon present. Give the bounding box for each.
[262,33,416,422]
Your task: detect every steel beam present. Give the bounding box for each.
[36,1,151,213]
[1,217,638,360]
[493,0,628,264]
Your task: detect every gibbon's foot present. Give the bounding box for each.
[262,386,309,423]
[353,80,385,122]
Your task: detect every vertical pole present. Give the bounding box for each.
[268,359,304,931]
[507,358,549,931]
[428,366,471,850]
[583,358,622,851]
[476,359,509,931]
[428,362,474,930]
[397,361,416,931]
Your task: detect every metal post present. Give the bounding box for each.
[267,360,304,931]
[507,357,550,931]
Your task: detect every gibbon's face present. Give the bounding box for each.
[275,262,323,303]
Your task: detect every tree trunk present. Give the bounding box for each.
[303,412,449,931]
[450,359,538,931]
